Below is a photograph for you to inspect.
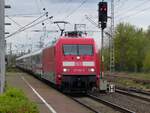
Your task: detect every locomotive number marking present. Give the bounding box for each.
[75,62,83,66]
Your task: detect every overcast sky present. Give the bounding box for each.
[5,0,150,53]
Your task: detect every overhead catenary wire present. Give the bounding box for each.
[55,0,69,16]
[117,5,150,21]
[18,16,53,33]
[6,16,53,39]
[63,0,88,19]
[115,0,150,16]
[6,16,22,27]
[85,15,99,28]
[18,12,48,31]
[115,0,128,11]
[114,0,121,8]
[5,13,43,17]
[63,0,74,12]
[6,12,49,38]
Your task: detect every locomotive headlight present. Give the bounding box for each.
[76,56,80,60]
[63,68,67,72]
[58,75,62,78]
[63,68,70,72]
[89,68,95,72]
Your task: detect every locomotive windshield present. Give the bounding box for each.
[63,44,93,55]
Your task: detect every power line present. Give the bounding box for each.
[6,12,48,38]
[39,0,46,9]
[5,13,43,17]
[115,0,150,16]
[6,13,50,39]
[115,0,127,8]
[117,5,150,21]
[64,0,88,19]
[85,15,98,28]
[63,0,81,15]
[6,16,53,39]
[115,0,129,14]
[6,16,22,27]
[55,0,69,16]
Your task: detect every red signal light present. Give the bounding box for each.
[98,2,107,23]
[103,6,107,11]
[98,2,107,29]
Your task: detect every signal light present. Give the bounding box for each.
[98,2,108,23]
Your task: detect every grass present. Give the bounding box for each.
[127,73,150,80]
[0,87,39,113]
[6,67,21,72]
[115,78,150,91]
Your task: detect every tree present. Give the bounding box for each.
[114,23,146,72]
[143,51,150,72]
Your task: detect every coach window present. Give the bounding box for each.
[36,55,40,64]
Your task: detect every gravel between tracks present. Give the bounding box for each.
[93,92,150,113]
[75,97,121,113]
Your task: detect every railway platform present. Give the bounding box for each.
[6,72,92,113]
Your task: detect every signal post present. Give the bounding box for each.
[98,1,107,78]
[98,1,115,92]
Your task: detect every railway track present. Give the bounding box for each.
[71,96,100,113]
[128,88,150,96]
[117,86,150,95]
[88,94,135,113]
[116,88,150,102]
[70,94,135,113]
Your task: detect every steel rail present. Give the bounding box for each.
[71,97,100,113]
[88,94,135,113]
[129,89,150,96]
[116,86,150,96]
[116,89,150,102]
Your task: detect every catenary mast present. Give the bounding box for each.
[0,0,5,93]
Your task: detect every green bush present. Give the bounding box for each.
[6,67,21,72]
[0,88,39,113]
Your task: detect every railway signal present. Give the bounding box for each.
[98,2,107,22]
[98,2,107,29]
[98,1,108,78]
[97,1,115,92]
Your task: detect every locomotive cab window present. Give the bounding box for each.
[78,45,93,55]
[63,45,78,55]
[63,44,93,55]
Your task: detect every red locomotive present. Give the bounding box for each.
[16,31,102,93]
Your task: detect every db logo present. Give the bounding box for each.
[75,62,82,66]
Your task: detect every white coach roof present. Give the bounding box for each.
[16,49,42,61]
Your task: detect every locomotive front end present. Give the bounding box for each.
[56,38,100,93]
